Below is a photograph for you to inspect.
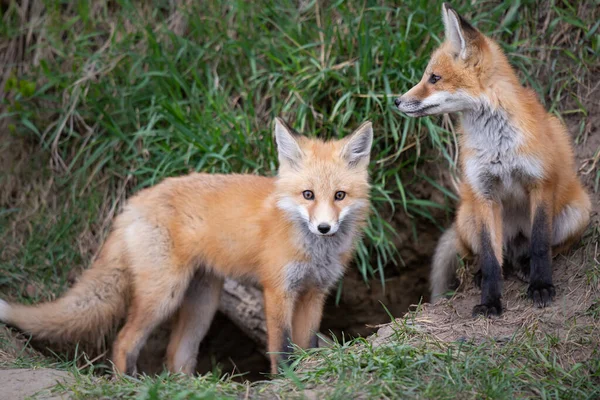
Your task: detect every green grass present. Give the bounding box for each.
[2,0,597,292]
[58,371,249,400]
[23,319,599,399]
[273,323,600,399]
[1,0,599,398]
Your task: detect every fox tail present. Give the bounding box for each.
[430,224,460,301]
[0,236,130,347]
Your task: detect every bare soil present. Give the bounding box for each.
[0,368,72,400]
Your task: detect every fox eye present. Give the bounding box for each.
[428,74,441,84]
[334,191,346,201]
[303,190,314,200]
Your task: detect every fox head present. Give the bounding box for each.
[274,118,372,237]
[395,3,497,116]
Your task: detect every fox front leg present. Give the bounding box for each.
[263,287,296,374]
[292,289,327,349]
[458,199,504,317]
[527,186,556,307]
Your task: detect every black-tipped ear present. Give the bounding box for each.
[341,121,373,168]
[442,3,477,60]
[274,118,303,168]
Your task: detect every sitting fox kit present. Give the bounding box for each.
[0,118,373,375]
[396,4,590,316]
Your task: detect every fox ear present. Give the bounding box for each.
[442,3,474,60]
[274,118,303,168]
[341,121,373,168]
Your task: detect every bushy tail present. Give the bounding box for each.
[0,238,130,347]
[430,224,460,301]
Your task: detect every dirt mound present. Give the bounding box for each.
[385,241,596,345]
[375,220,599,367]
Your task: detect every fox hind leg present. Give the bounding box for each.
[165,270,223,375]
[112,269,193,375]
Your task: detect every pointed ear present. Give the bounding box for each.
[274,117,303,168]
[442,3,475,60]
[341,121,373,168]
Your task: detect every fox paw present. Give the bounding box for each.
[472,301,502,317]
[527,282,555,308]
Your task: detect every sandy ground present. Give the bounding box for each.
[0,369,72,400]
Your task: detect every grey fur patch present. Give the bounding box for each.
[462,102,544,202]
[283,212,359,293]
[502,189,531,242]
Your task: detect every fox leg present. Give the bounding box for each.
[527,186,556,308]
[292,289,327,349]
[165,271,223,375]
[112,269,192,375]
[457,196,503,317]
[263,287,295,374]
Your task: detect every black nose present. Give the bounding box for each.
[317,223,331,234]
[394,97,402,107]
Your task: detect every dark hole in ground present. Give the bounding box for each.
[137,312,270,382]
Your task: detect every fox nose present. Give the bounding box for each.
[317,223,331,234]
[394,97,402,107]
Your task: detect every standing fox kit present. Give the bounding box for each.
[0,118,373,375]
[396,4,590,316]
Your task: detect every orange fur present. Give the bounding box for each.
[0,119,373,375]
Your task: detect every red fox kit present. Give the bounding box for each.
[0,118,373,374]
[395,4,590,316]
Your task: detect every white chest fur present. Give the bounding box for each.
[283,225,354,293]
[461,103,544,201]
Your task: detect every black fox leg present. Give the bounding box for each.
[528,207,555,307]
[472,227,503,317]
